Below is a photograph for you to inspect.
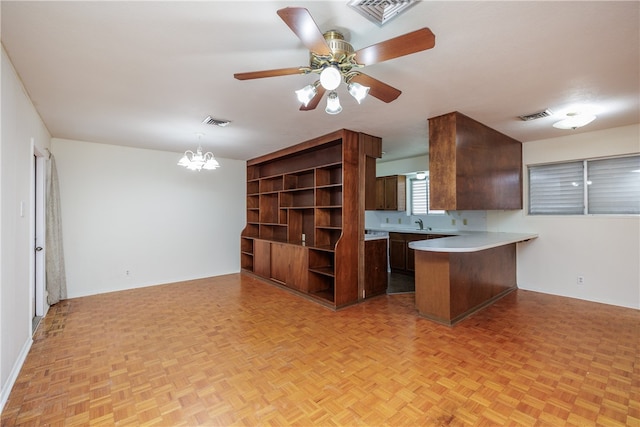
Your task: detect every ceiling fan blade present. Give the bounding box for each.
[300,86,327,111]
[354,28,435,66]
[234,67,304,80]
[350,73,401,103]
[277,7,331,56]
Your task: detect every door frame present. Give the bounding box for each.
[32,142,47,319]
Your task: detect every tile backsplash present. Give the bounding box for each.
[365,210,487,232]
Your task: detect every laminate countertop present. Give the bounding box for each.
[408,232,538,253]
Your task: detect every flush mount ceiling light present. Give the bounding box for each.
[234,7,435,115]
[178,133,220,171]
[553,112,597,130]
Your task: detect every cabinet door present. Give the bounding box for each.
[406,234,426,272]
[270,242,290,284]
[384,176,398,210]
[365,239,388,297]
[288,245,308,292]
[389,236,406,271]
[375,177,385,210]
[254,240,271,278]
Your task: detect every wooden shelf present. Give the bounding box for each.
[240,129,382,308]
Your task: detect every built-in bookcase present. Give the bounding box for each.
[240,129,382,308]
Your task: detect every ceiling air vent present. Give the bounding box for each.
[518,109,553,121]
[202,116,230,127]
[347,0,419,27]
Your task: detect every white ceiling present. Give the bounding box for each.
[2,1,639,162]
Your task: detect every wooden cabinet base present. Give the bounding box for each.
[414,244,517,325]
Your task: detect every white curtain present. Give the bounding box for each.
[46,154,67,305]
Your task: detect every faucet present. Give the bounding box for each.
[415,218,424,230]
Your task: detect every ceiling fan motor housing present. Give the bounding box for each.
[310,30,358,74]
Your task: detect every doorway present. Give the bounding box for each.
[32,145,47,332]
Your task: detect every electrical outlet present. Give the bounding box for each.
[386,217,389,223]
[463,218,468,226]
[126,270,131,277]
[398,218,402,224]
[451,219,456,226]
[577,275,585,285]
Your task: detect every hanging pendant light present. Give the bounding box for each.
[178,133,220,171]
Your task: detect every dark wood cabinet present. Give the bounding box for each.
[375,175,406,211]
[428,111,523,210]
[240,129,382,308]
[364,238,388,298]
[270,242,307,291]
[253,239,271,278]
[389,232,452,274]
[389,236,406,271]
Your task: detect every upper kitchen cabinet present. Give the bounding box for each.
[375,175,406,211]
[428,111,523,210]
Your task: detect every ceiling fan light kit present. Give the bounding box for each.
[234,7,435,115]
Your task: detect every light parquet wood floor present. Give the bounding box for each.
[2,273,639,426]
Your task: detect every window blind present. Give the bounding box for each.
[411,178,427,215]
[529,162,584,215]
[588,156,640,214]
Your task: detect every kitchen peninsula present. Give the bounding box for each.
[409,232,537,325]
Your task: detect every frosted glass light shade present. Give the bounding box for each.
[348,82,370,104]
[325,91,342,115]
[295,83,318,107]
[553,113,596,130]
[320,66,341,90]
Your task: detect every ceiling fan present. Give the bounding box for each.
[234,7,435,114]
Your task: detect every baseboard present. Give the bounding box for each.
[0,337,33,414]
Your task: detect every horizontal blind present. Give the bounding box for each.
[587,155,640,214]
[411,178,427,215]
[529,162,584,214]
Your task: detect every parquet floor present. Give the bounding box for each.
[2,273,638,426]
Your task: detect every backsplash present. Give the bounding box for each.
[365,210,487,232]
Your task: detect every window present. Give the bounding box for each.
[528,155,640,215]
[410,174,445,215]
[411,178,427,215]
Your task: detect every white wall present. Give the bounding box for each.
[488,124,640,309]
[1,47,51,410]
[52,138,246,298]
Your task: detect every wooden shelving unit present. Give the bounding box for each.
[240,129,382,308]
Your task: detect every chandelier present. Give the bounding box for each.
[177,134,220,171]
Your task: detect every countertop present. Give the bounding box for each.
[365,227,455,236]
[364,234,389,241]
[408,232,538,253]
